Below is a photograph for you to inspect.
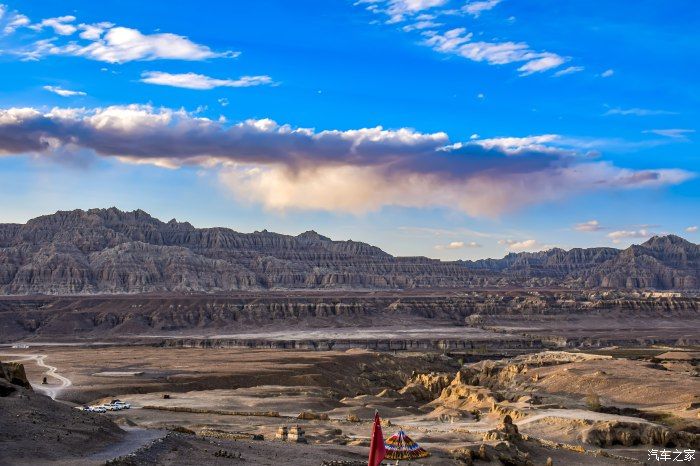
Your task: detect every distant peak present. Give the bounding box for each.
[642,234,692,248]
[297,230,332,242]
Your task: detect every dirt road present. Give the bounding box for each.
[0,353,72,399]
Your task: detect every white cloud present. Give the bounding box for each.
[601,69,614,78]
[644,129,695,139]
[29,15,77,35]
[573,220,602,232]
[1,5,237,63]
[463,0,502,17]
[42,85,86,97]
[469,134,562,153]
[2,10,30,35]
[607,229,654,243]
[518,54,566,75]
[686,226,698,233]
[356,0,448,23]
[435,240,481,250]
[553,65,584,77]
[218,98,229,107]
[0,104,692,216]
[385,0,447,22]
[398,226,494,238]
[499,239,553,252]
[15,17,237,63]
[56,27,237,63]
[423,28,566,74]
[77,22,114,40]
[357,2,569,75]
[140,71,273,90]
[604,107,677,116]
[402,19,443,31]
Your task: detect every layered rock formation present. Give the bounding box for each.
[2,290,696,342]
[0,208,697,294]
[466,235,699,290]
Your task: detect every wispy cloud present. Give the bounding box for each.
[46,27,236,63]
[29,15,77,35]
[463,0,502,18]
[435,240,481,250]
[77,22,114,40]
[0,105,692,216]
[553,65,584,77]
[644,128,694,139]
[357,0,448,23]
[402,19,443,31]
[499,238,554,252]
[600,69,614,78]
[423,28,566,75]
[604,107,678,116]
[42,85,86,97]
[398,226,495,238]
[2,5,237,63]
[140,72,273,90]
[607,229,654,243]
[1,4,30,35]
[355,1,568,75]
[686,226,698,233]
[574,219,603,232]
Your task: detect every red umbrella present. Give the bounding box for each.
[368,411,386,466]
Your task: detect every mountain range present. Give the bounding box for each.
[0,208,697,294]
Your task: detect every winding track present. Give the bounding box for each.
[0,353,72,399]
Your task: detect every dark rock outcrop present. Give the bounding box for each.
[0,361,32,396]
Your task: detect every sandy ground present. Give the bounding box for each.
[2,343,698,465]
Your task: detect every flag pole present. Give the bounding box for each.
[368,410,386,466]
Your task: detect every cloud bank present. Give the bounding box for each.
[0,104,692,216]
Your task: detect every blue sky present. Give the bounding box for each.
[0,0,697,259]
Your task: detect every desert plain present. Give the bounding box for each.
[1,290,699,465]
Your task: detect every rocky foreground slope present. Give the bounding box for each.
[0,208,697,294]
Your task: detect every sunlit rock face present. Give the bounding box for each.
[0,208,697,294]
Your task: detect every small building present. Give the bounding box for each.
[275,426,288,441]
[288,425,307,443]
